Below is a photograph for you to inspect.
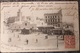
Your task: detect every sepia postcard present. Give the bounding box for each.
[0,1,79,52]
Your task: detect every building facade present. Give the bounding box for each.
[44,10,62,28]
[38,10,63,35]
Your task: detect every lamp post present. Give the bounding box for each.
[57,35,58,48]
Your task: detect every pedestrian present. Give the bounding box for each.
[8,38,11,42]
[17,35,19,38]
[26,39,28,44]
[17,35,21,41]
[45,36,48,39]
[57,35,58,48]
[36,39,38,43]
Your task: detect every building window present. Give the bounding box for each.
[53,19,54,22]
[51,16,52,19]
[58,19,60,22]
[54,19,56,22]
[48,16,49,18]
[45,16,47,19]
[53,16,54,19]
[52,19,53,22]
[58,24,60,27]
[51,19,52,22]
[58,16,59,18]
[55,16,56,18]
[46,19,47,22]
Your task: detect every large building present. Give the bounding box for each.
[38,10,63,35]
[44,9,62,28]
